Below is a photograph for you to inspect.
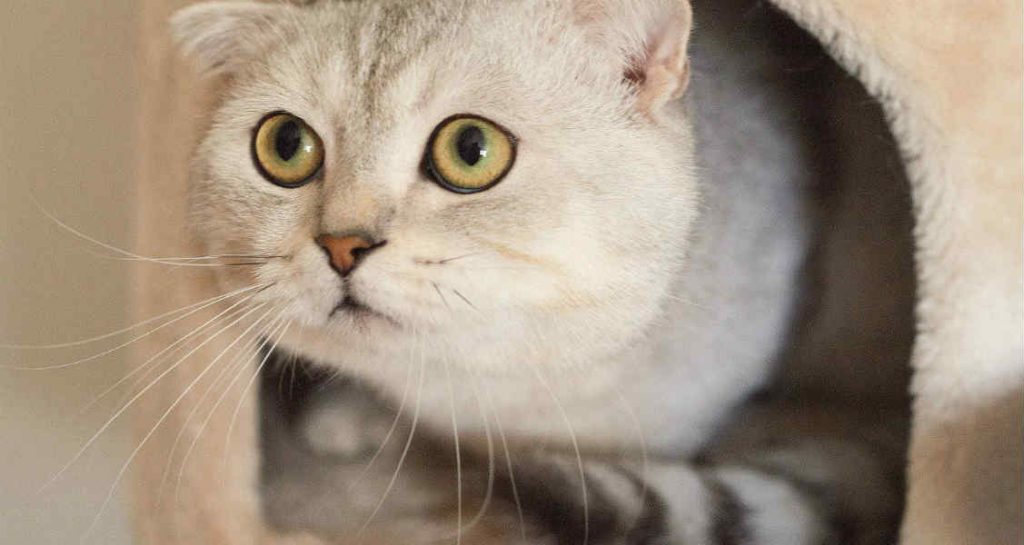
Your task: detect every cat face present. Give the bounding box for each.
[176,0,698,373]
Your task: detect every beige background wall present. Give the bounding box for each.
[1,2,136,544]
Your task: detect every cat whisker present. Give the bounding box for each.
[82,246,284,268]
[211,261,275,267]
[414,252,486,266]
[98,253,285,262]
[662,293,712,311]
[219,315,293,483]
[78,291,268,417]
[414,249,543,273]
[443,356,464,545]
[358,331,426,536]
[415,261,541,273]
[432,282,451,311]
[80,302,271,541]
[174,322,274,507]
[443,264,542,272]
[450,288,479,312]
[0,284,263,351]
[614,388,651,530]
[439,252,486,264]
[31,195,276,270]
[278,348,306,403]
[155,307,277,503]
[177,314,285,506]
[42,297,269,498]
[525,360,590,545]
[176,315,284,542]
[483,381,528,543]
[348,343,417,491]
[3,283,268,371]
[454,373,496,538]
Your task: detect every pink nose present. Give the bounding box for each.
[315,234,383,276]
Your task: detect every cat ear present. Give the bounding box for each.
[171,1,298,77]
[573,0,693,113]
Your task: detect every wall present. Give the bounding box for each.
[0,2,136,544]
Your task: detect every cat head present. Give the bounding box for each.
[172,0,698,374]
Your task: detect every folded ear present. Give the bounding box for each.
[573,0,693,113]
[171,1,299,77]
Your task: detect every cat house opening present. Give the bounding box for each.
[256,0,916,542]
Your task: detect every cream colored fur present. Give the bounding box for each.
[768,1,1023,543]
[170,0,804,462]
[131,0,1022,543]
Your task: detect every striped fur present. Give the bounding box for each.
[263,352,905,545]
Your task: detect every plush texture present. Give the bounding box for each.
[765,1,1023,543]
[133,0,1022,544]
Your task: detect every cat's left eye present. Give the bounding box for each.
[252,112,324,188]
[424,114,517,194]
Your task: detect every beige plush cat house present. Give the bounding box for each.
[133,0,1022,543]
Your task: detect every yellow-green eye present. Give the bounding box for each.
[424,114,517,194]
[252,112,324,187]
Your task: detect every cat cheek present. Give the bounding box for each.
[263,246,344,321]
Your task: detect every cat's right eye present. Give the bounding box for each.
[424,114,517,194]
[252,112,324,188]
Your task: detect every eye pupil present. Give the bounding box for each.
[275,120,302,161]
[456,126,485,166]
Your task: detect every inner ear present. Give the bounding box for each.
[625,56,648,87]
[626,4,693,113]
[574,0,693,113]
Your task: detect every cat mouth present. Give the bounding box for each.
[329,294,395,325]
[330,294,372,317]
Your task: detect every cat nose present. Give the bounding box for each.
[315,233,385,276]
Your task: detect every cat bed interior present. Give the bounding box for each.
[132,1,1022,544]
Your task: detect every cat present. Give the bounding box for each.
[171,0,914,543]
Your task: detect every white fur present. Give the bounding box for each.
[174,0,804,459]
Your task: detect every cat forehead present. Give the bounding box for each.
[236,1,593,117]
